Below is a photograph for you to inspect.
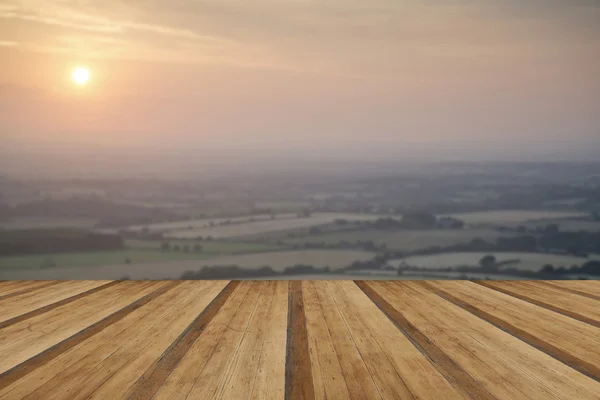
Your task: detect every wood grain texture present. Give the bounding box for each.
[0,279,598,399]
[0,281,118,329]
[366,281,600,400]
[286,281,315,400]
[422,281,600,381]
[477,280,600,327]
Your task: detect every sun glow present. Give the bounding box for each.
[71,66,90,86]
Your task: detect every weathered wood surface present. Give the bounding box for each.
[0,280,598,399]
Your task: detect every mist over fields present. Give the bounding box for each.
[1,156,600,280]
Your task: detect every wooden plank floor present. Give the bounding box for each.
[0,280,598,399]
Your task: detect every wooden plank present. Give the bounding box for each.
[152,281,255,400]
[0,282,44,296]
[250,281,288,400]
[0,281,167,377]
[123,280,236,400]
[367,281,600,400]
[181,281,266,399]
[309,281,383,400]
[356,281,493,400]
[477,281,600,327]
[47,281,229,400]
[0,281,186,399]
[0,281,116,327]
[286,281,316,400]
[423,280,600,381]
[333,281,465,400]
[540,281,600,301]
[0,281,62,301]
[302,281,352,399]
[219,281,287,399]
[551,281,600,296]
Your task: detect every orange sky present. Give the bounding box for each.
[1,0,599,154]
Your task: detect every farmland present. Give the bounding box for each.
[0,249,212,271]
[390,252,600,271]
[161,213,383,239]
[0,217,98,230]
[0,250,375,280]
[279,228,509,251]
[2,161,600,279]
[446,210,587,226]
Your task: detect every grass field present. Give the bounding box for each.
[390,251,600,271]
[126,213,292,233]
[0,249,375,279]
[0,249,213,271]
[0,217,98,230]
[279,228,509,251]
[163,213,384,239]
[125,239,287,254]
[522,218,600,232]
[447,210,587,225]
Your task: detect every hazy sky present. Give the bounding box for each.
[1,0,599,158]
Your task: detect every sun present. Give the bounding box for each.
[71,66,90,86]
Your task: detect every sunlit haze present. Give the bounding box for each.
[1,0,599,172]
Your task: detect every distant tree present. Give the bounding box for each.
[161,242,170,252]
[516,225,527,233]
[206,236,213,241]
[592,211,600,221]
[309,226,322,235]
[400,212,436,229]
[297,209,311,218]
[193,243,202,252]
[141,226,150,235]
[580,260,600,275]
[183,244,190,252]
[544,224,560,234]
[125,258,132,264]
[173,244,181,251]
[479,254,496,268]
[540,264,555,274]
[334,219,348,226]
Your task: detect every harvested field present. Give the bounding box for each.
[0,280,598,399]
[0,250,375,280]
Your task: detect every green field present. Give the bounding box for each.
[0,217,98,230]
[521,219,600,232]
[0,238,289,271]
[0,249,213,270]
[390,252,600,271]
[162,213,383,239]
[279,228,509,251]
[0,249,376,280]
[447,210,587,226]
[125,239,287,254]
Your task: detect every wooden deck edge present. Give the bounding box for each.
[0,281,63,302]
[419,281,600,382]
[474,281,600,328]
[354,281,496,400]
[535,281,600,302]
[0,281,180,391]
[0,281,122,330]
[125,281,240,400]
